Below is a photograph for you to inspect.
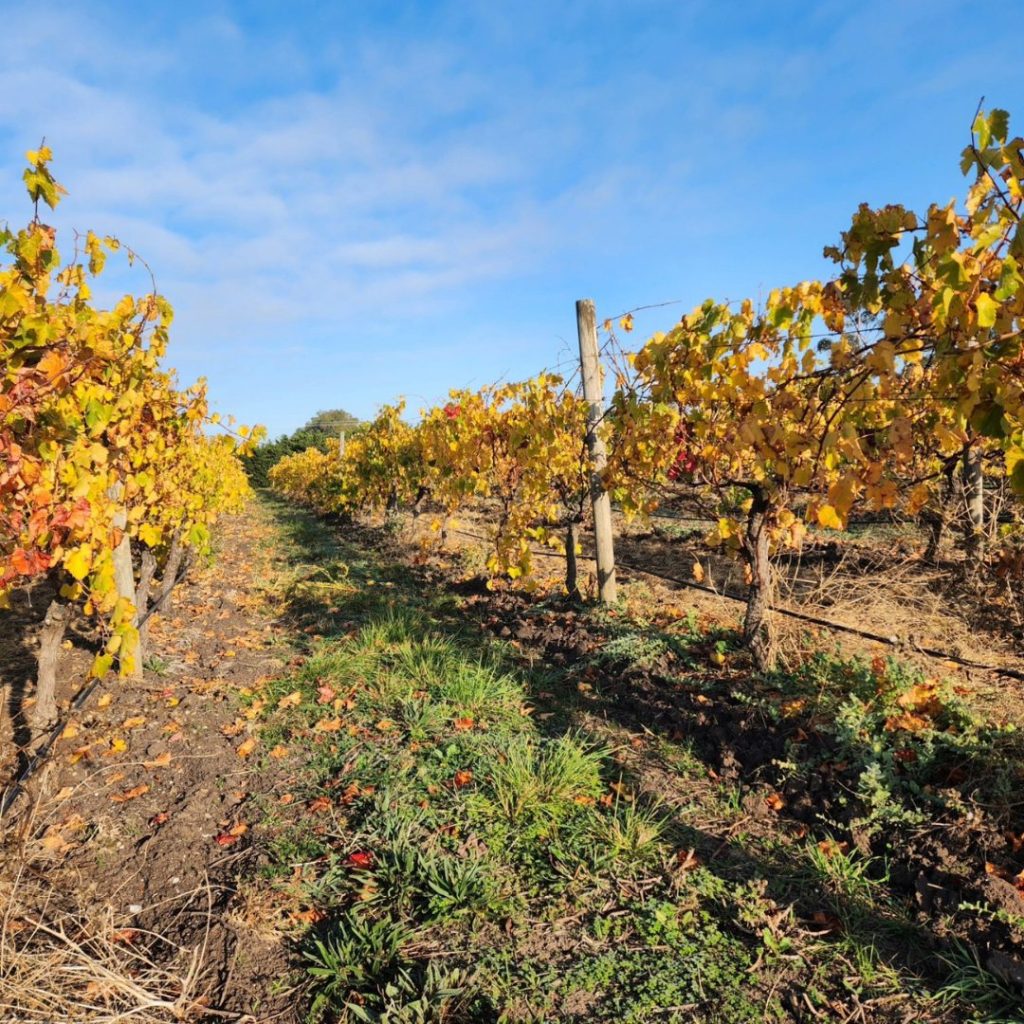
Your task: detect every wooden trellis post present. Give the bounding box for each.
[576,298,617,603]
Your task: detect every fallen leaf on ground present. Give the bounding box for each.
[676,849,701,871]
[111,784,149,803]
[817,839,850,858]
[290,907,326,924]
[884,713,930,734]
[236,738,257,758]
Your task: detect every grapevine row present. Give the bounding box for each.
[1,149,259,730]
[269,108,1024,669]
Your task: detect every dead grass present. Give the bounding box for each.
[0,859,232,1023]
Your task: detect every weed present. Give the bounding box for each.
[935,942,1024,1024]
[483,734,603,825]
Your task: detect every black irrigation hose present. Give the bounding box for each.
[445,527,1024,683]
[0,675,102,818]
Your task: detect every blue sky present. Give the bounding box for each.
[1,1,1022,438]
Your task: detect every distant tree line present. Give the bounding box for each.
[245,409,362,487]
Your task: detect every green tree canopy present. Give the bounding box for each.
[303,409,362,436]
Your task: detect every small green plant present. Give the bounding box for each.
[935,941,1024,1024]
[485,734,603,824]
[596,631,670,668]
[589,801,665,863]
[305,912,415,1020]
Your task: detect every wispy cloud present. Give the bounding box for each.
[0,0,1021,434]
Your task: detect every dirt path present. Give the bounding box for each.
[1,503,299,1022]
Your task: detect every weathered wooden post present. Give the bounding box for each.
[576,298,617,603]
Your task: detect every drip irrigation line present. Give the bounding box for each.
[0,675,101,818]
[444,526,1024,683]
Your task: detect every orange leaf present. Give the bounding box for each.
[765,792,786,812]
[810,911,842,934]
[111,784,149,803]
[817,839,850,859]
[307,796,332,813]
[289,907,326,924]
[884,713,930,733]
[896,682,940,712]
[452,770,473,789]
[277,690,303,709]
[269,744,289,759]
[314,717,343,733]
[676,848,701,872]
[236,738,257,758]
[143,751,172,769]
[453,716,474,732]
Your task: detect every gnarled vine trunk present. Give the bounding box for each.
[742,490,773,672]
[135,547,158,657]
[33,598,71,730]
[924,458,957,564]
[151,528,184,617]
[565,520,581,602]
[962,444,986,560]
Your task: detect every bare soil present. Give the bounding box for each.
[1,506,299,1022]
